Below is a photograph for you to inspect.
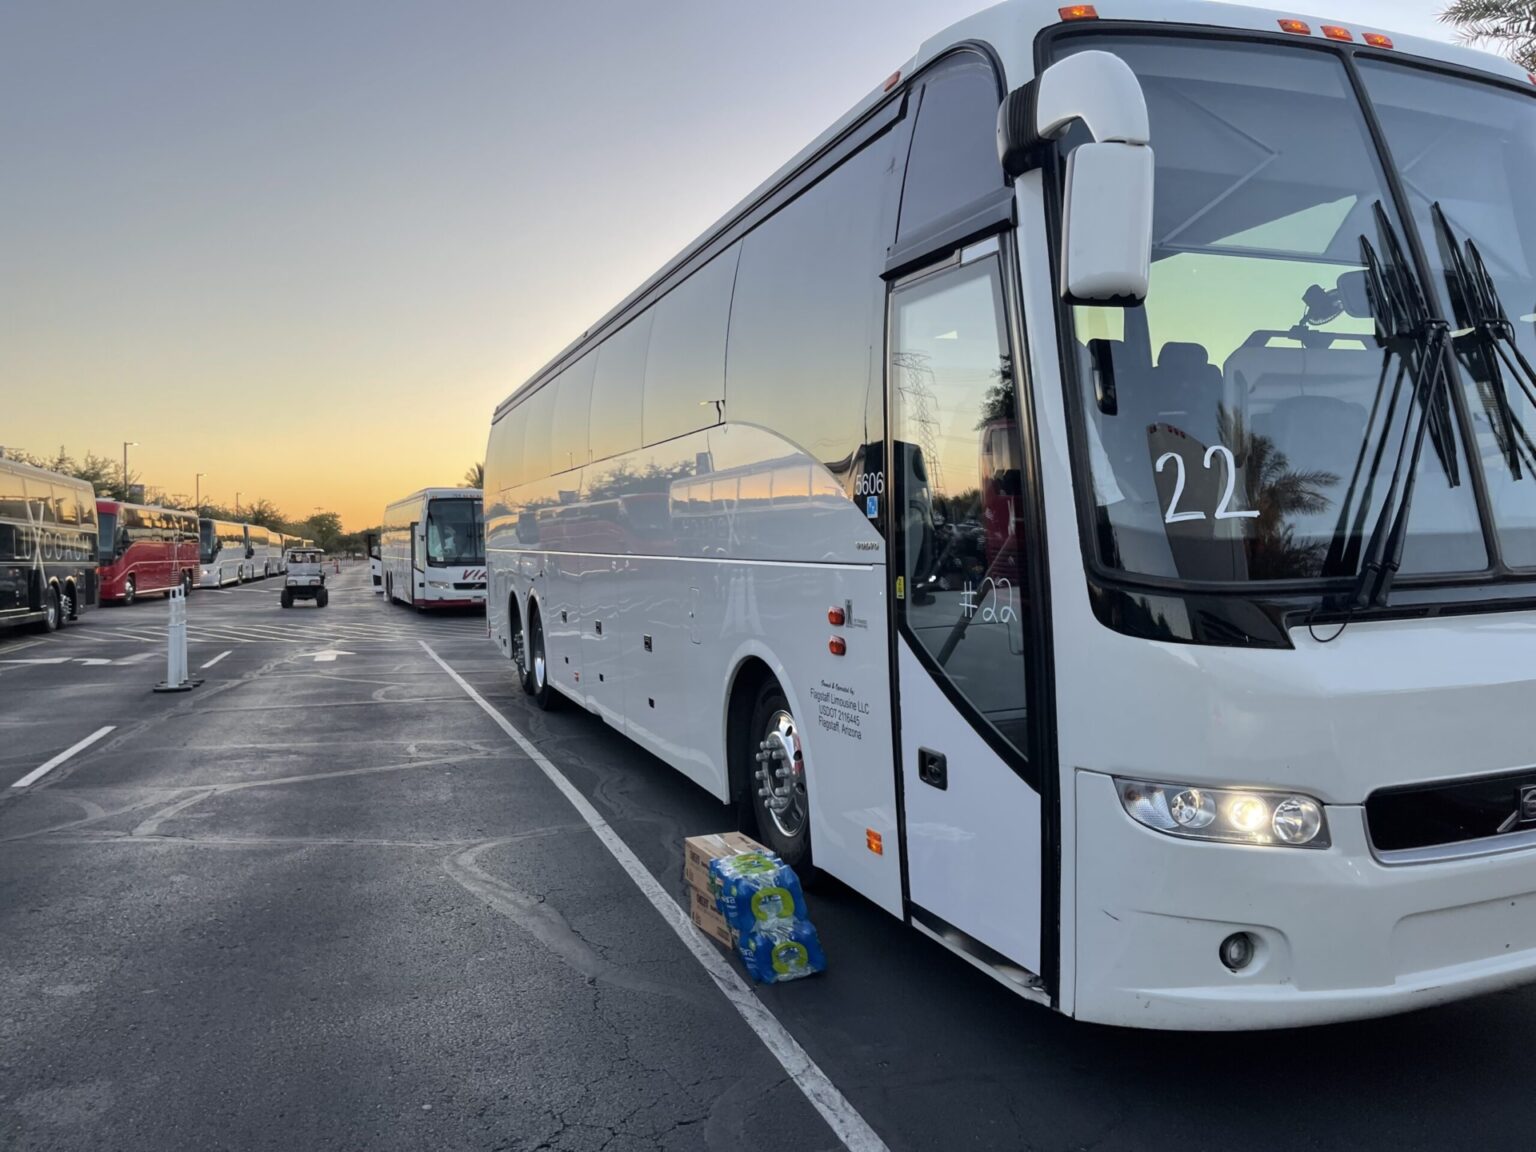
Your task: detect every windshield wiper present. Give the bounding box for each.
[1342,203,1455,610]
[1433,201,1536,479]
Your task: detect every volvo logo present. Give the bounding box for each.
[1522,785,1536,825]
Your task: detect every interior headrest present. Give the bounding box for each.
[1157,342,1211,374]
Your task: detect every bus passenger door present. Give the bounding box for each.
[889,244,1046,986]
[410,521,423,602]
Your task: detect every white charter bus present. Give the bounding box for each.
[245,524,279,580]
[484,0,1536,1029]
[197,518,247,587]
[380,489,487,609]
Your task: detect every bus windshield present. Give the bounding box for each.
[199,521,218,563]
[425,499,484,566]
[1062,37,1536,587]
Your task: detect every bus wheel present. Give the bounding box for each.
[58,583,73,627]
[527,607,556,711]
[122,575,137,606]
[37,586,61,633]
[748,679,812,873]
[181,572,193,596]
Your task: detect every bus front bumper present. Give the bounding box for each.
[1073,770,1536,1030]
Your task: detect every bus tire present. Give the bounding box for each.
[316,588,329,608]
[36,585,61,633]
[122,575,137,606]
[527,605,556,711]
[181,571,193,597]
[745,677,813,875]
[61,581,76,623]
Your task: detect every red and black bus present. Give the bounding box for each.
[96,500,199,604]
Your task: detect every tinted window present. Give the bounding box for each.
[551,352,596,474]
[643,246,739,446]
[898,55,1004,242]
[0,467,26,521]
[727,137,893,468]
[521,381,557,481]
[589,311,654,462]
[490,404,530,492]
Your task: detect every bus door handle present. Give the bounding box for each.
[917,747,948,790]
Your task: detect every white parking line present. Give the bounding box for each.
[418,641,886,1152]
[12,726,116,789]
[200,650,232,669]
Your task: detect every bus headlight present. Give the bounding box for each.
[1116,779,1330,848]
[427,580,451,589]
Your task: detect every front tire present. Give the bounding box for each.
[746,679,812,874]
[122,575,137,606]
[181,571,193,597]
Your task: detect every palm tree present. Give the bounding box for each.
[1442,1,1536,70]
[462,461,484,489]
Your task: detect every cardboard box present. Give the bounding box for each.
[690,887,735,949]
[682,831,767,896]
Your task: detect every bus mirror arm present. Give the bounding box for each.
[998,51,1154,305]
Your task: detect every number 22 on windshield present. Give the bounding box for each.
[1156,445,1259,524]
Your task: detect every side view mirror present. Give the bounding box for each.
[998,50,1154,305]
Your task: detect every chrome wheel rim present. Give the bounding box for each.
[45,593,58,628]
[756,709,807,839]
[61,587,73,620]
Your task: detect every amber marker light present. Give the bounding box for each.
[883,70,901,92]
[1059,5,1098,21]
[866,829,885,856]
[827,606,846,626]
[1277,18,1311,34]
[1321,25,1353,42]
[1363,32,1394,49]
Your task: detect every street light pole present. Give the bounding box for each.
[196,473,206,513]
[235,492,242,514]
[122,441,138,498]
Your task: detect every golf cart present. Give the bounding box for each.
[280,548,328,609]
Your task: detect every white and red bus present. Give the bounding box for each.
[485,1,1536,1029]
[97,500,198,604]
[381,489,486,609]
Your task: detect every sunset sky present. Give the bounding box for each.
[1,0,1462,528]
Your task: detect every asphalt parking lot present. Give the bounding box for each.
[4,565,1536,1152]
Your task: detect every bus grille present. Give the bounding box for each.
[1366,769,1536,851]
[453,581,486,591]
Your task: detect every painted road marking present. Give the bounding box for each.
[200,650,232,669]
[419,641,887,1152]
[308,649,353,662]
[12,726,116,789]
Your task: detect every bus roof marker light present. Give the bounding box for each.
[1277,18,1311,35]
[1058,5,1098,21]
[883,70,901,93]
[1363,32,1394,49]
[1321,25,1353,42]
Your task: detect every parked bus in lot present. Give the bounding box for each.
[381,489,486,609]
[198,518,247,587]
[0,457,98,631]
[365,531,383,593]
[484,0,1536,1029]
[97,500,198,603]
[245,523,278,579]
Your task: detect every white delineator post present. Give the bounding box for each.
[153,586,201,693]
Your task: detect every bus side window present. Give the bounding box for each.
[642,244,738,447]
[897,53,1006,244]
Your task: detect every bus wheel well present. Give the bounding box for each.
[726,657,777,809]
